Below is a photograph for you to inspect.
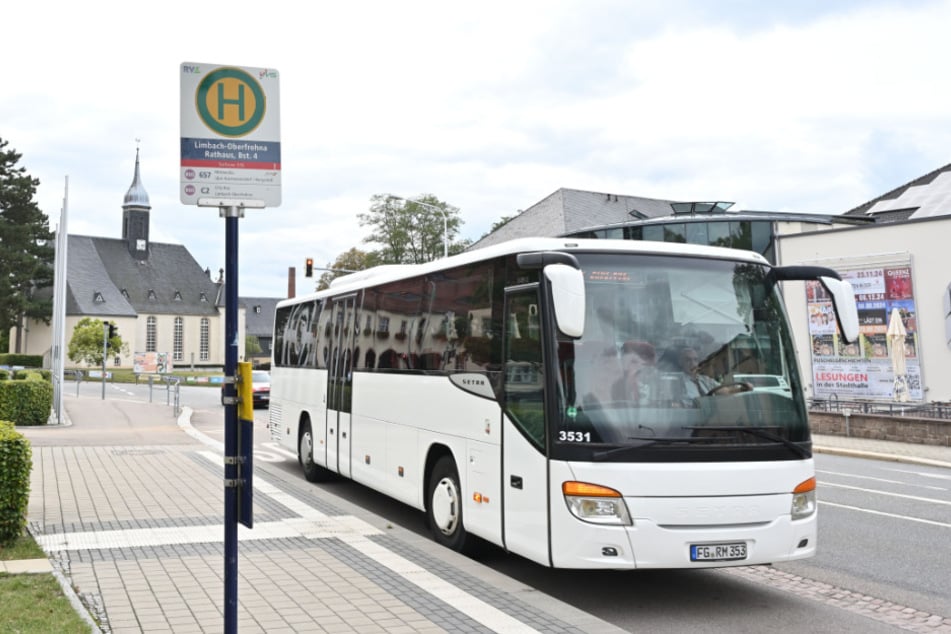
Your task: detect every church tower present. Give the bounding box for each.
[122,146,151,259]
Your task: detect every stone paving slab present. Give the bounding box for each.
[24,422,623,633]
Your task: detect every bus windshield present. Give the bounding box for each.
[554,252,808,462]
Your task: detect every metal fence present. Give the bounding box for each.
[809,397,951,421]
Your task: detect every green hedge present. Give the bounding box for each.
[12,369,51,382]
[0,354,43,368]
[0,380,52,426]
[0,420,32,546]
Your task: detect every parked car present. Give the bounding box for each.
[220,370,271,408]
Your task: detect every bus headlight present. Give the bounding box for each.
[791,477,816,520]
[563,481,632,525]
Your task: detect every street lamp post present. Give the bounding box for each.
[397,196,449,258]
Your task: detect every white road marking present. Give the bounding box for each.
[817,469,947,491]
[821,481,951,506]
[819,500,951,528]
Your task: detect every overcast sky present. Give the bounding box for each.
[6,0,951,297]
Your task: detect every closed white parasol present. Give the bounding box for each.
[886,307,908,402]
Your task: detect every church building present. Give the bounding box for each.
[20,150,245,370]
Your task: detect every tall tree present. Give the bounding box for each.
[316,248,380,291]
[0,139,54,352]
[357,194,463,264]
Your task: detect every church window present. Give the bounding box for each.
[173,291,183,302]
[173,317,184,361]
[200,292,208,302]
[120,288,129,298]
[200,318,210,361]
[93,292,104,303]
[148,289,157,301]
[146,316,157,352]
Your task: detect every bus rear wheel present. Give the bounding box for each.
[427,456,469,552]
[299,418,331,482]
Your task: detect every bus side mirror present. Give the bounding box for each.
[545,264,585,338]
[769,264,861,345]
[818,276,860,344]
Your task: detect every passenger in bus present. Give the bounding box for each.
[581,345,621,408]
[611,341,656,403]
[675,346,719,400]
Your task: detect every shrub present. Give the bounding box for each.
[12,369,51,382]
[0,420,32,546]
[0,354,43,368]
[0,380,53,426]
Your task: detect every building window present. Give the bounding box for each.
[120,288,129,298]
[200,292,208,302]
[146,316,157,352]
[93,292,104,303]
[148,289,157,301]
[200,318,210,361]
[173,291,183,302]
[173,317,184,361]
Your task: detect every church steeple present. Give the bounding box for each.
[122,144,151,259]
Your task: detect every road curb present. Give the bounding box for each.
[814,445,951,469]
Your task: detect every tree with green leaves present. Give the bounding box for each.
[67,318,126,367]
[316,248,381,291]
[0,139,54,353]
[245,335,262,356]
[357,194,466,264]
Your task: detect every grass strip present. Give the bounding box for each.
[0,573,92,633]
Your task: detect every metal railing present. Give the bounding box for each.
[809,398,951,420]
[68,371,182,416]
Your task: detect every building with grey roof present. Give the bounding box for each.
[841,162,951,224]
[471,187,868,264]
[470,188,678,249]
[242,296,281,367]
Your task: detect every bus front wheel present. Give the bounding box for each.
[427,456,469,552]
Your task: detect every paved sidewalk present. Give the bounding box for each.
[18,397,624,634]
[813,433,951,469]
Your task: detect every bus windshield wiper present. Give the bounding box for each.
[683,426,810,458]
[591,436,696,461]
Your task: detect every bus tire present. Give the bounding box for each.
[427,456,469,553]
[299,418,331,483]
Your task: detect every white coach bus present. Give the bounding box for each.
[268,237,858,569]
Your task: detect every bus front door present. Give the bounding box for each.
[326,295,356,477]
[501,286,551,566]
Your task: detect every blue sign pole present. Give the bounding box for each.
[223,207,240,634]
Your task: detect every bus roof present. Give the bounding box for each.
[281,237,769,307]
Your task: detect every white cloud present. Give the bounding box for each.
[7,0,951,296]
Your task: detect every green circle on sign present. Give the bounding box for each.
[195,67,266,137]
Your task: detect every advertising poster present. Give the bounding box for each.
[806,264,921,401]
[133,352,172,374]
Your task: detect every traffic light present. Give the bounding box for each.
[305,258,314,277]
[107,322,117,339]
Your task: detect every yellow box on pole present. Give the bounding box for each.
[237,361,254,421]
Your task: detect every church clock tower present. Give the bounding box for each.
[122,145,151,259]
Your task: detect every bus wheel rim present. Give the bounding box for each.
[300,431,312,464]
[432,477,459,535]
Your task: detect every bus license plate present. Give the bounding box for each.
[690,542,747,562]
